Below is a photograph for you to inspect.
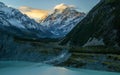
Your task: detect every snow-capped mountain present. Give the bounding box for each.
[0,2,53,39]
[0,2,85,39]
[40,4,85,38]
[0,2,68,63]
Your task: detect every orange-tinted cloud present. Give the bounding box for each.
[18,4,76,22]
[19,6,49,21]
[54,3,76,12]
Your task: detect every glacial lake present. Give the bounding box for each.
[0,61,120,75]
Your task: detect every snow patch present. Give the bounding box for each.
[8,19,25,29]
[83,38,105,47]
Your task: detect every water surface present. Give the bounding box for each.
[0,61,120,75]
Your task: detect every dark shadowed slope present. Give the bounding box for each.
[60,0,120,48]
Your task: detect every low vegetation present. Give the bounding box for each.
[58,46,120,72]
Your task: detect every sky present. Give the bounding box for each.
[0,0,100,20]
[0,0,100,12]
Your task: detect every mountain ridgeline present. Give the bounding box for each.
[57,0,120,72]
[0,2,54,39]
[0,2,81,63]
[60,0,120,48]
[40,6,85,38]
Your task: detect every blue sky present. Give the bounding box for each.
[0,0,100,20]
[0,0,100,13]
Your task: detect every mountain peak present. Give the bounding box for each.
[40,4,85,38]
[54,3,76,13]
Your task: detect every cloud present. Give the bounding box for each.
[18,4,76,22]
[7,5,14,7]
[19,6,49,20]
[54,3,76,10]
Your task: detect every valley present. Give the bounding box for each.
[1,35,120,72]
[0,0,120,74]
[7,35,120,72]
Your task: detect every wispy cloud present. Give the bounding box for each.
[19,6,49,20]
[54,3,76,10]
[18,4,76,21]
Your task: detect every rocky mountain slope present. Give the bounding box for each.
[0,2,69,63]
[0,2,85,38]
[0,31,68,63]
[0,2,53,39]
[60,0,120,49]
[58,0,120,72]
[40,4,85,38]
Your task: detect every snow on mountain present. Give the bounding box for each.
[0,2,85,39]
[40,4,85,38]
[0,2,52,39]
[0,3,38,29]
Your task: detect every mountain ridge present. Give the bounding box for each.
[60,0,120,49]
[40,6,85,38]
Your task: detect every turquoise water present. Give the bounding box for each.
[0,61,120,75]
